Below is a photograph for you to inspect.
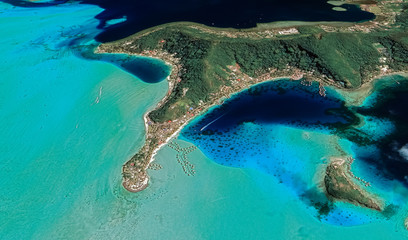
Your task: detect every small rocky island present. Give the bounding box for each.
[324,157,383,211]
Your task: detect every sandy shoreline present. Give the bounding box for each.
[95,45,183,192]
[133,67,407,192]
[117,55,310,192]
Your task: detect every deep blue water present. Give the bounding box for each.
[354,78,408,185]
[181,78,408,188]
[179,80,370,223]
[181,80,354,173]
[2,0,375,82]
[3,0,375,42]
[180,77,408,222]
[185,81,356,134]
[180,80,350,189]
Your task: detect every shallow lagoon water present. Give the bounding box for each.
[180,78,408,234]
[1,1,408,240]
[0,3,171,238]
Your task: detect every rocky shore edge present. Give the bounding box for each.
[324,156,384,211]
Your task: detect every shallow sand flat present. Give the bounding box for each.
[85,139,408,239]
[333,7,347,11]
[0,3,170,238]
[328,1,345,6]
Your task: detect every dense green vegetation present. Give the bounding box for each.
[378,34,408,70]
[396,3,408,28]
[325,161,381,211]
[104,19,408,123]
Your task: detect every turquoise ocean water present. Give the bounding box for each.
[1,2,408,239]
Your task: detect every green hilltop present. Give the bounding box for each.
[100,1,408,123]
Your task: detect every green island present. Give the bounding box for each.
[324,157,383,211]
[97,0,408,211]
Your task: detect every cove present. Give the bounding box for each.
[180,77,408,187]
[82,49,171,83]
[179,77,408,225]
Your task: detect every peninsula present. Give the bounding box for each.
[97,0,408,193]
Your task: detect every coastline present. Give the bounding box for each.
[323,156,384,211]
[95,0,408,193]
[111,0,400,45]
[334,72,408,106]
[96,42,329,192]
[98,43,407,193]
[5,0,408,238]
[95,47,326,192]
